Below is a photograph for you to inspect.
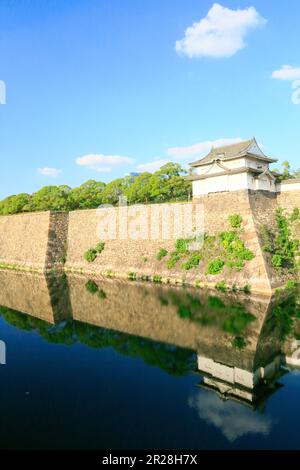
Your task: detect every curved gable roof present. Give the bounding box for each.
[190,138,277,167]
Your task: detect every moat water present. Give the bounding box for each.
[0,270,299,450]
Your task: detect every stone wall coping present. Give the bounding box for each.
[279,178,300,185]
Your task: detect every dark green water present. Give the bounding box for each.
[0,270,299,449]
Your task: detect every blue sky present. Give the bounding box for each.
[0,0,299,199]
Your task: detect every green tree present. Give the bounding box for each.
[123,172,152,203]
[31,185,72,211]
[275,161,300,181]
[149,163,191,202]
[69,180,106,209]
[0,193,31,215]
[101,177,132,205]
[0,162,192,215]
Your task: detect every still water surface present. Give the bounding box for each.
[0,270,299,449]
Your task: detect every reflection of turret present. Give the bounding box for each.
[196,290,300,409]
[197,354,285,409]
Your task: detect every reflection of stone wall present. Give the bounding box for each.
[0,270,56,323]
[0,270,284,373]
[67,273,272,364]
[68,274,203,351]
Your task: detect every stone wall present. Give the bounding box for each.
[45,212,69,269]
[64,192,274,292]
[0,212,50,270]
[277,189,300,214]
[0,188,299,293]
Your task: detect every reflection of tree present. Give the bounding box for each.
[263,292,300,341]
[162,291,256,336]
[0,306,196,376]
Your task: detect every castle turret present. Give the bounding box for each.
[188,138,278,197]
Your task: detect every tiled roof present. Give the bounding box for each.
[190,138,276,167]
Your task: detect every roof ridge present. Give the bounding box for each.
[190,138,276,167]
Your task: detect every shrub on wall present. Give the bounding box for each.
[84,249,97,263]
[85,280,98,294]
[159,214,255,278]
[156,248,168,261]
[261,207,300,271]
[229,214,243,229]
[206,259,225,275]
[181,253,202,270]
[84,242,105,263]
[96,242,105,253]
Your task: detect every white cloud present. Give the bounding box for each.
[76,154,134,173]
[175,3,266,59]
[189,390,272,442]
[167,137,243,160]
[38,167,62,177]
[137,137,244,173]
[136,159,169,173]
[272,65,300,81]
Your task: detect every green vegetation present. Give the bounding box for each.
[274,161,300,182]
[0,163,191,216]
[95,242,105,253]
[0,305,195,377]
[84,242,105,263]
[152,275,162,283]
[175,238,190,254]
[229,214,243,229]
[156,248,168,261]
[290,208,300,222]
[98,289,107,299]
[242,284,251,294]
[85,279,99,294]
[264,293,300,341]
[128,272,137,281]
[160,215,255,279]
[215,280,227,292]
[166,252,181,269]
[60,254,66,264]
[285,280,297,291]
[84,248,97,263]
[223,307,256,335]
[232,336,246,349]
[207,259,225,275]
[85,279,107,299]
[232,283,238,293]
[261,208,300,270]
[181,253,202,270]
[159,290,256,343]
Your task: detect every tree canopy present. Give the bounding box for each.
[0,162,192,215]
[274,161,300,181]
